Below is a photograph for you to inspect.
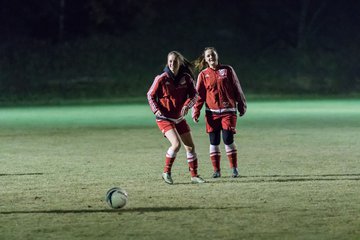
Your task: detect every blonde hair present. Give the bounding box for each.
[194,47,218,71]
[167,51,184,65]
[167,51,195,78]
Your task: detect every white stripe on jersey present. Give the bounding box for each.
[147,74,164,113]
[205,107,237,113]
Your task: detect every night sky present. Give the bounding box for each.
[1,0,359,44]
[1,0,359,98]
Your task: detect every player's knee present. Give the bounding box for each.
[184,145,194,153]
[222,130,234,145]
[172,141,181,152]
[209,131,221,145]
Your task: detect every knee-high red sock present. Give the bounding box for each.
[210,154,221,171]
[225,144,237,168]
[164,148,176,173]
[210,144,221,172]
[164,157,175,173]
[227,152,237,168]
[187,152,198,177]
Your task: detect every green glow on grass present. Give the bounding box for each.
[0,99,359,129]
[0,104,154,128]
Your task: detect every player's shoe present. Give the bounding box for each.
[191,176,206,184]
[232,167,239,178]
[212,171,221,178]
[162,172,173,185]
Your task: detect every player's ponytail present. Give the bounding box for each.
[183,58,195,79]
[194,54,206,72]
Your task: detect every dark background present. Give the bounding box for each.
[1,0,359,102]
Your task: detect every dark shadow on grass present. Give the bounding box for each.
[205,173,360,183]
[245,173,360,178]
[238,177,360,183]
[0,173,44,177]
[174,173,360,184]
[0,206,246,215]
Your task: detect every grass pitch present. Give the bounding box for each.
[0,99,360,240]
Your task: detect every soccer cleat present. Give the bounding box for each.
[191,176,206,184]
[162,172,173,185]
[212,171,221,178]
[232,167,239,178]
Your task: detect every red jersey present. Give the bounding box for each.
[192,65,246,118]
[147,71,198,119]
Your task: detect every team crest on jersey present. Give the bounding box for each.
[165,81,170,85]
[219,69,227,76]
[205,74,210,78]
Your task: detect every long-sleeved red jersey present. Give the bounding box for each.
[192,65,246,119]
[147,71,198,119]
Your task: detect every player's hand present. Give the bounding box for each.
[192,111,199,123]
[181,106,189,116]
[238,105,247,117]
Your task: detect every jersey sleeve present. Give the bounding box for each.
[183,75,198,109]
[192,72,206,119]
[230,66,247,115]
[147,75,161,114]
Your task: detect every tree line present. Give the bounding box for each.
[1,0,359,100]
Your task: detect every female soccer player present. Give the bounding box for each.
[147,51,205,184]
[192,47,247,178]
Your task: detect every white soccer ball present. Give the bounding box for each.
[105,187,128,209]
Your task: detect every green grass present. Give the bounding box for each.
[1,99,360,240]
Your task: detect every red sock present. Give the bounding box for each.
[188,158,198,177]
[226,151,237,168]
[187,152,198,177]
[210,153,221,172]
[164,157,175,173]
